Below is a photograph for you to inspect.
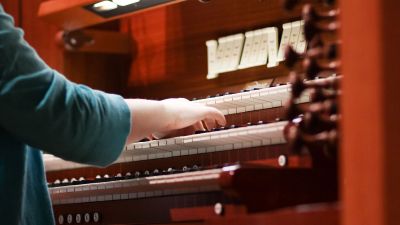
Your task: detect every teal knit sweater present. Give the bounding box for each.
[0,5,131,224]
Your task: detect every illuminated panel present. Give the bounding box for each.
[113,0,141,6]
[85,0,173,18]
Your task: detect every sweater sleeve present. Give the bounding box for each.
[0,5,131,167]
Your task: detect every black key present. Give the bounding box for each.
[195,130,207,134]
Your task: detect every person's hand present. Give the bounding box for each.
[152,98,226,139]
[124,98,226,143]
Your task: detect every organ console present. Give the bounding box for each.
[11,0,396,224]
[43,70,341,224]
[38,0,342,224]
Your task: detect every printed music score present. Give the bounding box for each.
[206,20,306,79]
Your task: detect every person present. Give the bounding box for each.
[0,4,225,224]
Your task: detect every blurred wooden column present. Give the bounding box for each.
[340,0,400,225]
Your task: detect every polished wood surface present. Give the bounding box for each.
[218,167,337,212]
[122,204,339,225]
[55,29,133,54]
[1,0,129,94]
[1,0,65,72]
[121,0,301,98]
[0,0,20,26]
[170,205,247,222]
[340,0,400,225]
[206,203,339,225]
[38,0,186,31]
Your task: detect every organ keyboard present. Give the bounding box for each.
[50,168,223,205]
[45,80,337,225]
[50,164,336,224]
[45,77,336,171]
[45,120,287,171]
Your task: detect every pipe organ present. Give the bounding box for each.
[29,0,397,224]
[42,0,341,224]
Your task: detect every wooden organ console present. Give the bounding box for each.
[1,0,396,224]
[44,81,340,224]
[39,1,342,224]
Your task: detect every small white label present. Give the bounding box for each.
[289,21,302,50]
[277,22,292,61]
[266,27,279,68]
[238,31,255,69]
[295,20,307,53]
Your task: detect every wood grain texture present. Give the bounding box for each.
[0,0,21,26]
[206,203,338,225]
[56,29,133,54]
[2,0,132,93]
[121,0,301,98]
[1,0,64,71]
[62,51,131,94]
[38,0,186,30]
[21,0,65,72]
[34,0,300,98]
[340,0,400,225]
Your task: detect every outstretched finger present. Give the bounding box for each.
[203,107,226,126]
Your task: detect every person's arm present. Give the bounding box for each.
[0,5,130,166]
[0,5,226,167]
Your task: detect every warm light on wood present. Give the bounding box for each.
[38,0,186,30]
[55,29,132,54]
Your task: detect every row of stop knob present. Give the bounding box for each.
[57,212,100,225]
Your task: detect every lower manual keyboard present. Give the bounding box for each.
[50,168,224,205]
[50,164,337,215]
[44,121,288,172]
